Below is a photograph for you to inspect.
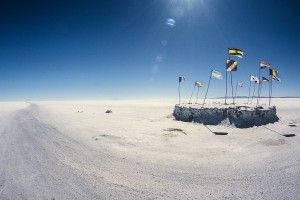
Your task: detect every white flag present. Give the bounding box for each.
[250,75,259,83]
[237,82,243,87]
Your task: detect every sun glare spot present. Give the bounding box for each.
[166,18,176,27]
[168,0,204,19]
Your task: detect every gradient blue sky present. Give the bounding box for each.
[0,0,299,100]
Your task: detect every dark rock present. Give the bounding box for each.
[105,110,112,113]
[173,105,279,128]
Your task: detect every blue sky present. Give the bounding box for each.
[0,0,299,100]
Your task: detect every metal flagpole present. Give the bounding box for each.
[269,74,271,106]
[178,78,181,104]
[256,63,261,106]
[250,82,256,104]
[225,51,230,105]
[260,81,264,103]
[270,77,273,106]
[230,72,234,104]
[202,70,212,107]
[234,82,238,104]
[225,65,227,105]
[225,69,228,104]
[247,75,252,104]
[195,86,200,104]
[189,84,196,104]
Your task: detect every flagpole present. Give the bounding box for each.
[189,84,196,104]
[247,75,252,104]
[234,82,238,104]
[260,82,263,104]
[195,86,200,104]
[178,79,181,105]
[231,73,234,104]
[250,82,256,104]
[202,70,212,107]
[269,75,272,106]
[225,69,228,104]
[256,62,261,106]
[225,50,230,105]
[269,76,273,106]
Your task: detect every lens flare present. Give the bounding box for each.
[165,18,176,27]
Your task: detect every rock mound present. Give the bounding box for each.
[173,104,279,128]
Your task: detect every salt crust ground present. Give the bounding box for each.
[0,98,299,199]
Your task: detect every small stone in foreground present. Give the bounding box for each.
[214,132,228,135]
[105,110,112,113]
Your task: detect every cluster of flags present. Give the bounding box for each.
[177,47,282,106]
[248,62,280,91]
[258,61,281,82]
[256,61,281,105]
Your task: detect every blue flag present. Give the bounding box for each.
[211,70,223,80]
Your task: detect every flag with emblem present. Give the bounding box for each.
[269,69,278,77]
[250,75,259,83]
[226,60,238,71]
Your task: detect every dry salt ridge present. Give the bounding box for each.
[0,98,299,199]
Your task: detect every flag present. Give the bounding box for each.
[179,76,186,82]
[226,60,238,71]
[262,77,269,82]
[260,61,271,68]
[195,81,204,87]
[228,48,243,58]
[250,75,259,83]
[272,76,281,82]
[237,82,243,87]
[211,70,222,80]
[269,69,278,77]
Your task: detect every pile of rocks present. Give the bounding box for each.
[173,104,279,128]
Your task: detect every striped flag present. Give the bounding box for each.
[260,61,271,68]
[211,70,223,80]
[195,82,204,87]
[226,60,238,72]
[262,77,269,82]
[179,76,186,82]
[272,76,281,82]
[228,48,243,58]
